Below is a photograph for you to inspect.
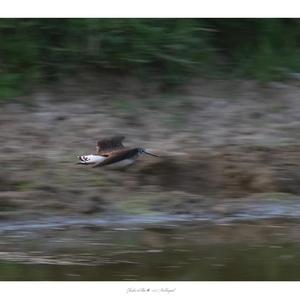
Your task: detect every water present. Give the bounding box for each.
[1,213,300,280]
[1,242,300,280]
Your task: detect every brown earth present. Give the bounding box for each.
[2,75,300,218]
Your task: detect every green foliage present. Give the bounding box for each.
[1,19,300,100]
[208,19,300,82]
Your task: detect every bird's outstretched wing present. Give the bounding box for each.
[96,136,125,154]
[93,148,138,168]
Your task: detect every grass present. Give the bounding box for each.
[1,19,300,100]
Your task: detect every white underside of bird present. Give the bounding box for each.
[78,154,135,168]
[78,154,106,164]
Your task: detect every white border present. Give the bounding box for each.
[0,0,300,18]
[1,282,300,299]
[1,1,300,299]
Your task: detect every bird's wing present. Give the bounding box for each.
[96,135,125,154]
[92,148,138,168]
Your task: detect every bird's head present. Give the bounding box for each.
[138,148,159,157]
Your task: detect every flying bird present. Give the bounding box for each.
[77,136,159,168]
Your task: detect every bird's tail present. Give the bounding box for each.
[77,155,90,164]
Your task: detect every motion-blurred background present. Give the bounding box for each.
[2,19,300,280]
[2,19,300,95]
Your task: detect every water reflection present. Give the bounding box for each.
[1,243,300,280]
[0,219,300,280]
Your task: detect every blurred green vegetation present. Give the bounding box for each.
[1,19,300,100]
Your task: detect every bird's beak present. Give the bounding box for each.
[144,151,159,157]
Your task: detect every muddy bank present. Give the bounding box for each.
[2,77,300,218]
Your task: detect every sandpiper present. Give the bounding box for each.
[77,136,159,168]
